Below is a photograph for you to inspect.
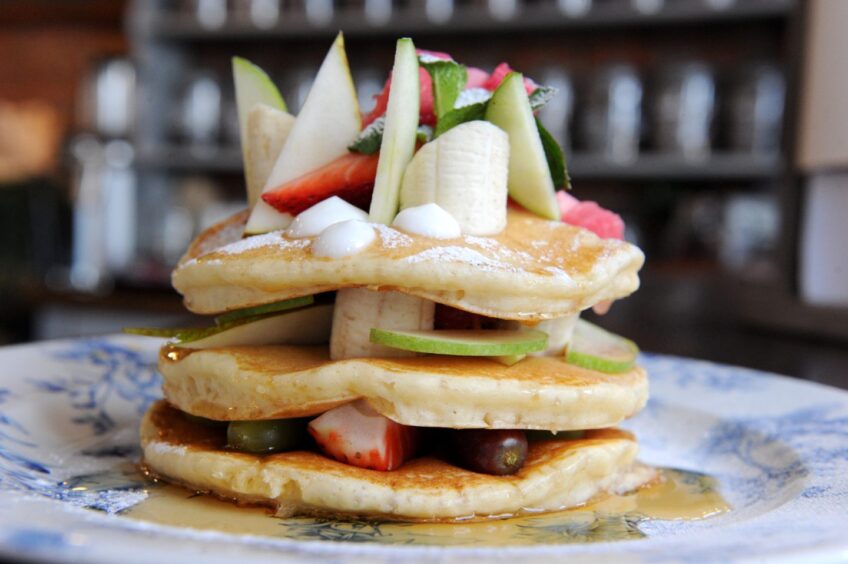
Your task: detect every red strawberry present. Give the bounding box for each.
[308,401,418,471]
[261,152,379,216]
[556,191,625,240]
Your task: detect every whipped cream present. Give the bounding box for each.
[287,196,368,238]
[312,220,376,258]
[392,203,462,239]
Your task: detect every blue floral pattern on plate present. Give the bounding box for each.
[0,336,846,563]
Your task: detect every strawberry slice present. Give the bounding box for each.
[557,191,625,240]
[261,152,379,216]
[308,400,417,471]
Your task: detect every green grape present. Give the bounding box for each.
[226,419,306,454]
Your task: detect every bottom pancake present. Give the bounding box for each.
[140,401,657,521]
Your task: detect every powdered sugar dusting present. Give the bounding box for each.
[465,236,500,250]
[404,246,520,273]
[216,233,310,255]
[373,224,413,249]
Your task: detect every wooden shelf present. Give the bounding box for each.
[568,152,783,181]
[137,145,783,181]
[140,0,796,41]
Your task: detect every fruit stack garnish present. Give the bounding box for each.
[133,32,647,495]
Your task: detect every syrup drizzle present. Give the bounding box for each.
[123,468,729,546]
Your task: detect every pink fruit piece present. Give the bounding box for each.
[361,49,452,128]
[562,199,626,240]
[556,191,580,216]
[483,63,538,94]
[466,67,490,89]
[308,400,418,471]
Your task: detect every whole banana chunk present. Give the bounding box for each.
[400,120,509,235]
[245,103,295,207]
[330,288,435,360]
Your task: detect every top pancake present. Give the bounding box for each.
[173,209,644,320]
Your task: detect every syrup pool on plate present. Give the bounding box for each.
[123,468,730,546]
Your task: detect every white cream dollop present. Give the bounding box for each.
[391,203,462,239]
[287,196,368,238]
[312,220,376,258]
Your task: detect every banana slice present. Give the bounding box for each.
[245,104,295,207]
[400,120,509,236]
[330,289,435,360]
[501,314,578,357]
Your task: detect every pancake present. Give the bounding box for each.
[141,401,657,521]
[159,345,648,430]
[172,209,644,320]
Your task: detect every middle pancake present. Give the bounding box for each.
[160,345,648,429]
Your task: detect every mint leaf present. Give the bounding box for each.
[529,86,558,111]
[536,118,569,189]
[435,101,488,137]
[350,118,433,154]
[349,116,385,154]
[420,58,468,120]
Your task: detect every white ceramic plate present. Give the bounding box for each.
[0,335,846,563]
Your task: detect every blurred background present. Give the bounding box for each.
[1,0,846,386]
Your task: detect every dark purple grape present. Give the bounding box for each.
[450,429,528,475]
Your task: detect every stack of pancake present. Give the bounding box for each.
[140,205,652,521]
[139,34,652,522]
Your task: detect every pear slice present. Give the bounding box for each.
[232,58,290,206]
[368,37,420,225]
[215,295,313,324]
[245,33,361,234]
[565,319,639,374]
[369,328,547,356]
[181,304,333,349]
[485,72,560,220]
[127,304,333,349]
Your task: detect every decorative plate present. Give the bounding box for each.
[0,335,847,563]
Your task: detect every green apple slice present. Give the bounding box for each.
[565,319,639,374]
[215,295,313,324]
[245,32,361,234]
[126,303,333,349]
[232,57,289,206]
[369,328,547,356]
[485,72,560,220]
[368,37,420,225]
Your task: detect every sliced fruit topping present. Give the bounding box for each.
[308,400,417,471]
[369,37,421,225]
[484,63,538,93]
[215,295,313,324]
[232,57,289,206]
[400,120,509,235]
[557,191,625,240]
[245,32,360,235]
[227,418,307,454]
[490,353,526,366]
[125,302,333,349]
[369,328,547,356]
[565,319,639,374]
[450,429,528,476]
[261,153,379,216]
[485,72,561,220]
[244,104,295,207]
